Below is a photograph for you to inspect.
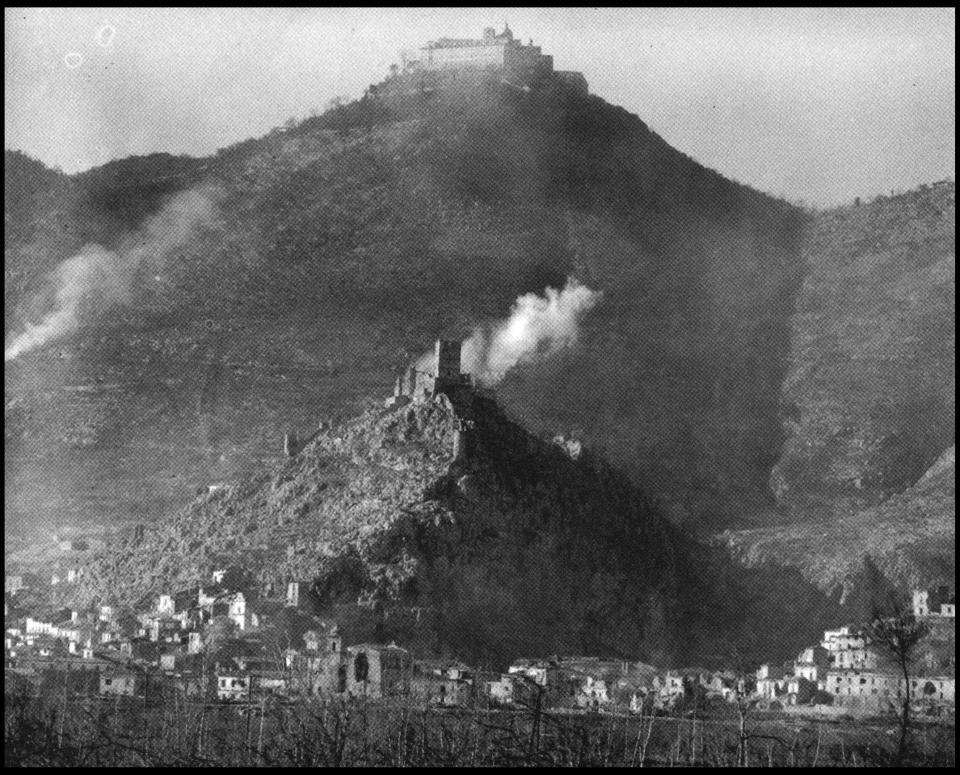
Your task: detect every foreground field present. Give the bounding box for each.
[5,689,955,767]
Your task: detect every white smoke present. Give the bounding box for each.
[4,188,220,362]
[461,277,602,385]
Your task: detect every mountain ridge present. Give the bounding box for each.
[4,82,808,540]
[4,80,954,630]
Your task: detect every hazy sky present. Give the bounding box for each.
[5,7,955,206]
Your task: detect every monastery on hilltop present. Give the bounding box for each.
[373,24,588,97]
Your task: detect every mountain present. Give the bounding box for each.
[4,80,807,543]
[60,383,842,668]
[4,78,954,615]
[724,183,955,596]
[771,181,955,516]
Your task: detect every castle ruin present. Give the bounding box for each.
[388,340,473,407]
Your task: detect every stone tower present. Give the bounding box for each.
[435,340,462,380]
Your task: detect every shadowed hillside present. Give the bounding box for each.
[4,81,807,541]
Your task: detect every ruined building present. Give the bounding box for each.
[386,339,477,463]
[387,340,473,407]
[378,25,587,96]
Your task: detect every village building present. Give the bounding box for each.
[821,625,879,670]
[217,672,251,702]
[826,670,901,709]
[253,670,289,698]
[785,675,818,705]
[148,616,182,643]
[754,663,787,700]
[286,581,315,610]
[484,673,517,706]
[289,624,344,695]
[908,675,955,705]
[343,643,412,699]
[157,588,197,616]
[913,587,956,619]
[198,583,226,609]
[99,670,140,697]
[25,617,54,636]
[410,660,475,707]
[227,592,253,631]
[793,645,830,684]
[5,575,24,595]
[820,670,955,711]
[655,670,688,704]
[53,619,83,643]
[507,657,554,688]
[572,673,611,710]
[187,630,203,654]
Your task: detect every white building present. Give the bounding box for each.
[508,659,550,687]
[912,587,956,619]
[218,673,251,701]
[485,674,516,705]
[100,672,139,697]
[794,645,830,683]
[821,626,879,670]
[228,592,252,631]
[25,618,54,635]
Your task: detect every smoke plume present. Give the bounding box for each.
[4,188,219,362]
[458,277,602,384]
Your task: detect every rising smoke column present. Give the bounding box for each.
[461,277,602,384]
[4,188,219,362]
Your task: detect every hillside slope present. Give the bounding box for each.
[771,181,955,515]
[726,183,955,595]
[63,385,841,668]
[723,445,954,598]
[4,81,807,541]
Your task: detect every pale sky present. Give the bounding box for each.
[5,7,955,206]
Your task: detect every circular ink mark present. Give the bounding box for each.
[64,52,83,69]
[204,319,215,330]
[96,25,116,48]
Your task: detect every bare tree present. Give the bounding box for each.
[868,599,931,765]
